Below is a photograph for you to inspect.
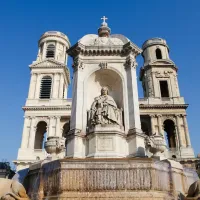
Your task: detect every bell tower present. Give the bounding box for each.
[139,38,194,159]
[14,31,71,170]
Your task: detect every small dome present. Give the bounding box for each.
[79,34,129,46]
[142,38,168,51]
[39,31,70,47]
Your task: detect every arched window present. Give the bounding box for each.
[156,48,162,59]
[164,120,176,148]
[40,76,52,99]
[34,121,47,149]
[46,44,55,58]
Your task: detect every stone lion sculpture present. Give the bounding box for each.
[186,179,200,199]
[0,178,29,200]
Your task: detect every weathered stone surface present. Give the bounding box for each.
[23,158,198,200]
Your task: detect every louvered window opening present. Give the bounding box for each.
[46,44,55,58]
[40,77,52,99]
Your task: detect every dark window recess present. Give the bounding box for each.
[46,44,55,58]
[156,48,162,59]
[40,77,52,99]
[160,81,169,97]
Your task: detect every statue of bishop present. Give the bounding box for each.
[89,87,120,126]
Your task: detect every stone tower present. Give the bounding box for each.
[14,31,72,170]
[139,38,194,158]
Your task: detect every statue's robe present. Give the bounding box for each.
[90,94,119,125]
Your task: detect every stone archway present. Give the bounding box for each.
[34,121,47,149]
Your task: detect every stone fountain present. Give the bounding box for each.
[22,134,198,200]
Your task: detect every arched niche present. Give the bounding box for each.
[86,69,123,110]
[34,121,47,149]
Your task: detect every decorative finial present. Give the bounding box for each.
[98,16,111,37]
[101,16,108,25]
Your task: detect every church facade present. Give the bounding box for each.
[14,18,195,170]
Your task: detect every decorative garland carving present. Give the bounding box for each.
[154,70,173,78]
[124,56,137,70]
[99,62,108,69]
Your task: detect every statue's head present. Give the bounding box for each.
[101,87,108,95]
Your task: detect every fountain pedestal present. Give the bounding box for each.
[24,158,198,200]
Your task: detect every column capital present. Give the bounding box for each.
[156,114,162,117]
[124,56,137,70]
[149,114,156,118]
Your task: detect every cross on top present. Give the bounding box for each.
[101,16,108,23]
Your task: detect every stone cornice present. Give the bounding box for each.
[29,59,70,84]
[67,41,142,57]
[22,105,71,111]
[139,104,188,109]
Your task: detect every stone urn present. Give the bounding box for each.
[146,135,167,158]
[44,136,65,159]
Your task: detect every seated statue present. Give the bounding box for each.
[0,178,29,200]
[89,87,121,126]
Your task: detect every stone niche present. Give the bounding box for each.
[86,69,123,112]
[24,158,198,200]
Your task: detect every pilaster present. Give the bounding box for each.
[28,117,37,149]
[175,114,183,148]
[56,116,61,137]
[125,55,141,130]
[35,74,41,98]
[21,116,31,149]
[182,114,191,147]
[150,114,156,135]
[52,73,60,99]
[157,114,163,135]
[59,74,64,98]
[28,73,37,99]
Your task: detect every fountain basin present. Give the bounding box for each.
[24,158,198,200]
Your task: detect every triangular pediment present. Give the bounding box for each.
[149,59,175,66]
[30,59,66,68]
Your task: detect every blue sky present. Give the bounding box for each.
[0,0,200,162]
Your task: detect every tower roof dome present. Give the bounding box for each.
[142,37,169,51]
[38,31,70,48]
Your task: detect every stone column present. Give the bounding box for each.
[52,73,60,98]
[157,114,163,135]
[59,75,64,98]
[175,115,183,148]
[28,117,37,149]
[183,114,191,147]
[150,114,155,135]
[21,117,31,148]
[28,73,37,99]
[56,116,61,137]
